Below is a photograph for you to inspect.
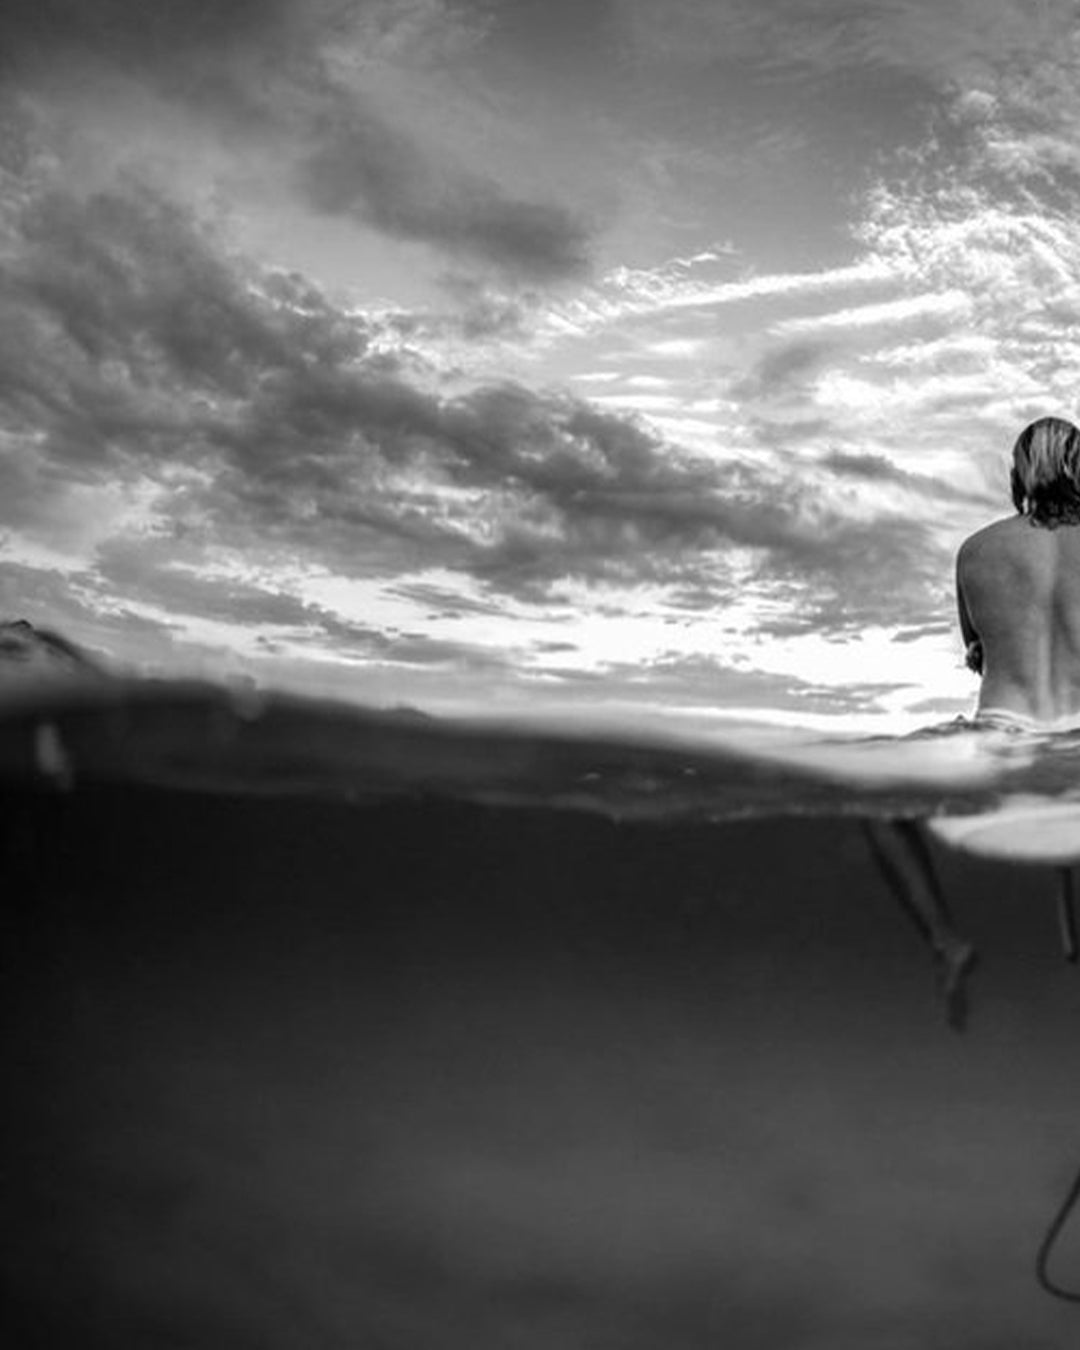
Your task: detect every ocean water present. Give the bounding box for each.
[2,674,1078,819]
[6,678,1080,1347]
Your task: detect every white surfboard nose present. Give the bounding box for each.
[928,797,1080,865]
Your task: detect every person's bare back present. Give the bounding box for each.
[958,514,1080,723]
[955,417,1080,725]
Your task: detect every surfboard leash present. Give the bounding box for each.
[1036,1156,1080,1302]
[1034,871,1080,1301]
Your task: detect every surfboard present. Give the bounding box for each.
[928,797,1080,866]
[927,799,1080,965]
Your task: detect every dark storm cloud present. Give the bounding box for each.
[0,173,943,636]
[0,186,348,470]
[0,0,593,281]
[299,107,592,282]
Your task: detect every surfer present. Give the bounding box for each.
[869,417,1080,1029]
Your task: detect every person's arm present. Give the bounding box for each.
[956,547,982,674]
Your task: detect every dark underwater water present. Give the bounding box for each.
[5,763,1080,1347]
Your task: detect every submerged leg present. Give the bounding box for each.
[862,819,977,1031]
[1056,868,1078,963]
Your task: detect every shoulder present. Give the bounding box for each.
[957,517,1025,569]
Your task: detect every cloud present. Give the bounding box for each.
[342,0,495,67]
[387,580,509,619]
[573,651,911,717]
[6,0,1060,721]
[94,542,390,644]
[549,257,895,337]
[773,291,971,337]
[380,632,514,669]
[0,557,184,667]
[0,164,959,683]
[732,339,837,403]
[0,0,305,133]
[616,0,1070,86]
[819,451,992,506]
[0,0,295,69]
[0,0,593,282]
[891,621,952,644]
[0,549,519,685]
[844,70,1080,445]
[711,50,1080,514]
[297,105,591,281]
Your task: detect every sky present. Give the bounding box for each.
[2,0,1080,729]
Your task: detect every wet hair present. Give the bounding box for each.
[1010,416,1080,526]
